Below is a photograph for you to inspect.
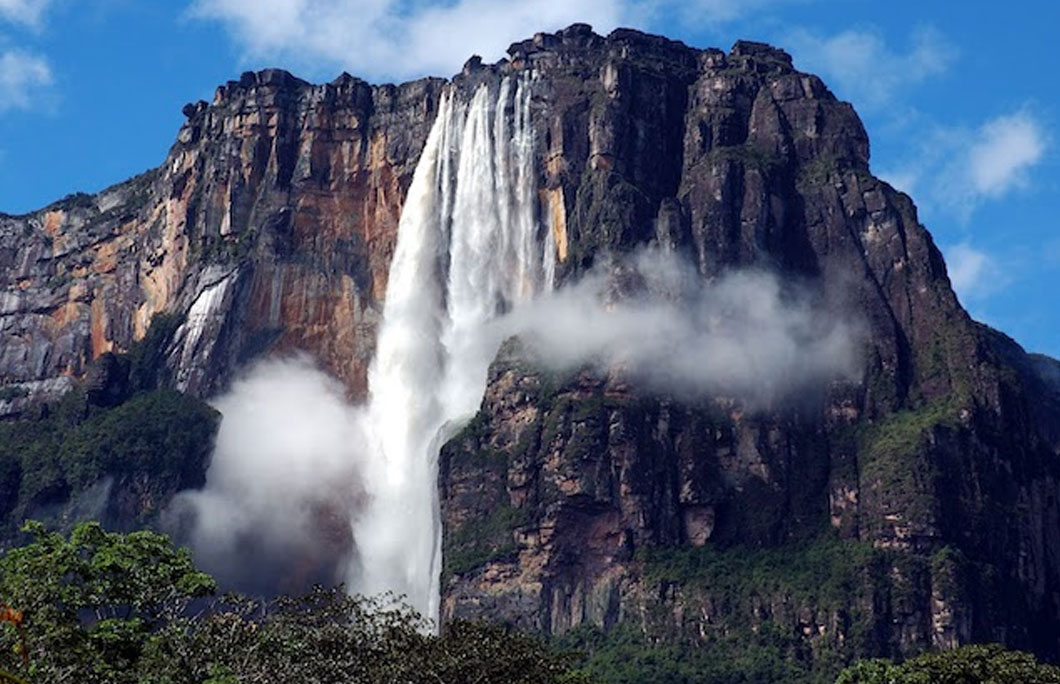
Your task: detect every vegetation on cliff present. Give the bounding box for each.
[561,623,1060,684]
[0,315,219,543]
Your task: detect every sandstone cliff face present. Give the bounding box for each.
[436,25,1060,670]
[2,22,1059,675]
[0,69,444,407]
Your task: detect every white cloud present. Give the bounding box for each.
[765,24,1046,222]
[935,111,1048,219]
[880,109,1049,220]
[785,26,955,111]
[188,0,806,81]
[189,0,628,81]
[944,242,998,303]
[966,112,1046,198]
[0,48,52,111]
[0,0,49,27]
[497,248,862,404]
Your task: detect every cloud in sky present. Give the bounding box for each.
[944,242,1000,304]
[966,112,1047,199]
[189,0,627,81]
[785,26,956,111]
[885,109,1050,220]
[0,48,51,112]
[188,0,806,81]
[0,0,54,114]
[0,0,49,27]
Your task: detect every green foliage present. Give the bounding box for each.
[857,399,960,524]
[709,143,784,173]
[58,390,219,495]
[618,535,917,682]
[860,400,959,466]
[444,505,528,579]
[836,644,1060,684]
[143,592,591,684]
[412,620,594,684]
[0,523,588,684]
[639,534,885,613]
[0,521,215,683]
[929,546,968,599]
[0,390,219,535]
[445,411,510,468]
[0,312,218,538]
[559,622,815,684]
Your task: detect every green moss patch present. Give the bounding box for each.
[443,506,528,580]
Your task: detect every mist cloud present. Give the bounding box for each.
[169,356,365,593]
[497,248,861,403]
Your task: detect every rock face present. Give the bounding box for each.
[1,23,1059,676]
[0,69,444,403]
[435,25,1060,672]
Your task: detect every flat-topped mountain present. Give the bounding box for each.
[1,23,1059,680]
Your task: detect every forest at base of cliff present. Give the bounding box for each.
[2,521,1059,684]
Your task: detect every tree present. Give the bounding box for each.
[1,521,591,683]
[836,644,1060,684]
[141,590,593,683]
[0,520,215,683]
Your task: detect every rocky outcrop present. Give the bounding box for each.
[2,22,1059,678]
[0,70,444,403]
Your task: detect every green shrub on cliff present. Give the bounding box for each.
[0,390,219,536]
[0,313,220,540]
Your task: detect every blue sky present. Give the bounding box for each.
[0,0,1056,357]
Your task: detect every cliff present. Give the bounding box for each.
[434,25,1060,674]
[0,69,444,406]
[1,23,1059,680]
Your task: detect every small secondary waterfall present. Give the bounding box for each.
[350,74,552,622]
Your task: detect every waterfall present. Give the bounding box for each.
[350,73,550,622]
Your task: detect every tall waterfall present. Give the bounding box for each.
[350,74,552,622]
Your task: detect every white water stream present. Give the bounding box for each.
[350,74,551,622]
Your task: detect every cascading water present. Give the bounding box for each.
[350,73,552,623]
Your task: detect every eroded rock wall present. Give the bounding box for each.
[0,70,444,404]
[436,25,1060,670]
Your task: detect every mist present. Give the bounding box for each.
[496,248,863,404]
[168,356,365,594]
